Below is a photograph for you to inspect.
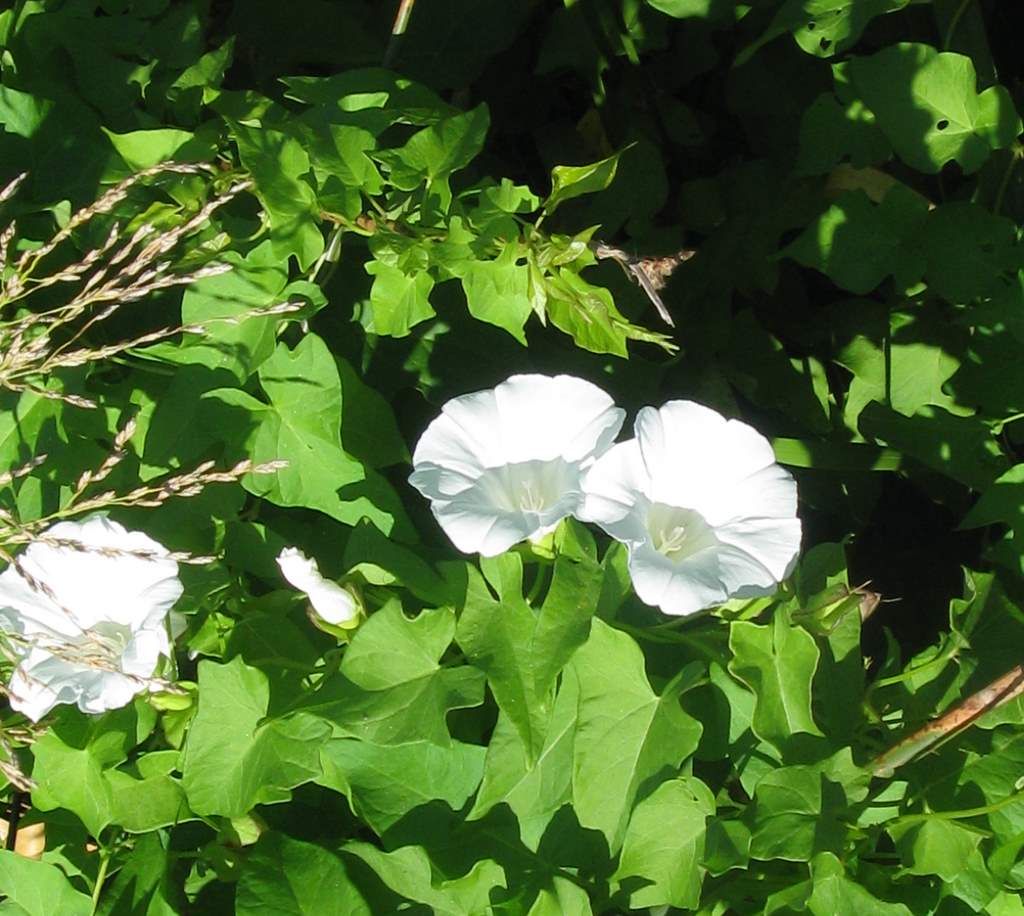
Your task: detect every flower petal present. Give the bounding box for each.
[412,374,624,473]
[626,542,730,616]
[627,540,780,616]
[635,401,780,519]
[410,374,623,555]
[0,516,182,720]
[121,626,170,678]
[577,439,650,530]
[714,516,803,582]
[0,516,181,637]
[7,648,145,721]
[277,547,359,625]
[490,374,626,464]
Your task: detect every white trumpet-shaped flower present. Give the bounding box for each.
[579,400,801,616]
[277,547,360,628]
[410,374,626,556]
[0,516,183,721]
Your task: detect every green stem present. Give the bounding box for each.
[993,411,1024,435]
[869,637,963,692]
[90,845,113,914]
[942,0,973,49]
[613,621,721,661]
[992,149,1020,218]
[891,789,1024,831]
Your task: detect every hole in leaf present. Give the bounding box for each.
[806,20,816,30]
[936,119,949,131]
[819,37,832,50]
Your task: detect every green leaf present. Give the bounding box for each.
[335,357,409,469]
[302,604,485,746]
[317,738,485,834]
[952,324,1024,415]
[167,36,235,112]
[806,852,914,915]
[106,770,191,833]
[526,876,593,916]
[724,310,830,434]
[752,0,908,63]
[377,104,490,189]
[0,85,53,138]
[704,818,752,876]
[180,656,330,817]
[208,334,410,537]
[230,121,325,269]
[848,43,1022,174]
[95,831,179,916]
[468,674,578,850]
[544,150,624,214]
[460,243,532,344]
[0,391,58,458]
[364,260,436,337]
[960,464,1024,536]
[729,611,823,745]
[154,241,286,383]
[568,619,703,851]
[859,402,1007,490]
[545,268,675,356]
[103,127,194,169]
[612,777,714,909]
[455,551,596,759]
[342,521,449,604]
[889,818,982,881]
[836,311,967,427]
[236,833,371,916]
[796,93,891,175]
[0,851,91,916]
[645,0,733,19]
[279,69,452,127]
[784,188,928,294]
[306,122,383,216]
[342,601,455,691]
[751,764,849,861]
[30,732,113,838]
[918,202,1020,303]
[342,843,505,915]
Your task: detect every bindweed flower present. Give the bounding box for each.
[277,547,361,631]
[579,400,801,616]
[409,374,625,556]
[0,516,183,721]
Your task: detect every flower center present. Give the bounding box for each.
[517,480,548,512]
[475,457,578,517]
[81,620,133,665]
[654,523,689,557]
[646,502,717,563]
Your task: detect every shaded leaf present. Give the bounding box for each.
[236,833,371,916]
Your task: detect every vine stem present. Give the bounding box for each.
[871,663,1024,777]
[889,787,1024,830]
[991,148,1021,217]
[942,0,974,50]
[384,0,416,67]
[90,845,113,914]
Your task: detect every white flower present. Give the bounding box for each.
[0,516,182,721]
[579,400,801,616]
[277,547,359,627]
[409,374,626,556]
